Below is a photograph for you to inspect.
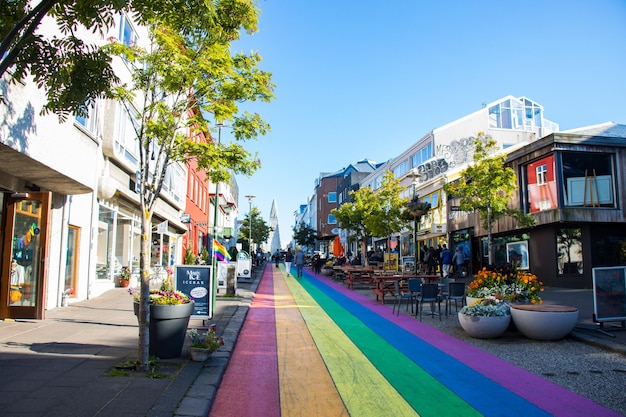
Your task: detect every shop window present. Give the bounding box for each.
[561,152,615,207]
[525,155,557,213]
[557,228,583,275]
[97,207,116,280]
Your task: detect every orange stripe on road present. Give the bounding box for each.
[273,269,348,417]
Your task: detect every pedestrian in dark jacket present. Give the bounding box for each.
[440,244,452,278]
[426,247,438,274]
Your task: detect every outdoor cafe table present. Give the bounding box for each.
[371,274,441,304]
[344,269,375,290]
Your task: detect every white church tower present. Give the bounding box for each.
[268,198,282,254]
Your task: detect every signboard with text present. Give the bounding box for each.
[175,265,213,318]
[593,266,626,323]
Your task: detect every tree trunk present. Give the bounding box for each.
[137,207,153,371]
[362,238,368,268]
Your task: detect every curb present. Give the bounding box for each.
[172,270,260,417]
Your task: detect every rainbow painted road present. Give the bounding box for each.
[209,264,620,417]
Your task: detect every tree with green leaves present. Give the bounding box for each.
[333,171,409,267]
[103,1,273,370]
[363,171,410,267]
[1,1,151,119]
[238,207,271,254]
[332,193,370,265]
[443,132,535,266]
[292,222,316,250]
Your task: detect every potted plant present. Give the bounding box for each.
[132,268,194,359]
[117,266,131,288]
[465,266,544,305]
[321,261,334,276]
[188,328,224,361]
[458,296,511,339]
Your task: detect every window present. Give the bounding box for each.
[114,103,139,166]
[556,228,583,275]
[411,143,432,168]
[75,102,99,135]
[328,214,337,224]
[525,155,557,213]
[561,152,615,207]
[421,191,439,209]
[161,164,185,204]
[328,192,337,203]
[119,14,137,47]
[536,165,547,185]
[393,160,408,178]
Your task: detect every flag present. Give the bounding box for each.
[213,239,231,262]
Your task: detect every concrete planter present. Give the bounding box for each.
[510,304,578,341]
[458,312,511,339]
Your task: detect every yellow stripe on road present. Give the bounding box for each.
[273,269,349,416]
[283,275,420,417]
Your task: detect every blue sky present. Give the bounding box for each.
[226,0,626,248]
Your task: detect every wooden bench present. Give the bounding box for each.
[345,271,374,290]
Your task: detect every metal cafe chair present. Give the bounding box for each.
[417,283,441,321]
[392,279,415,316]
[446,281,466,317]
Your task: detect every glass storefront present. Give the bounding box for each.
[97,204,142,282]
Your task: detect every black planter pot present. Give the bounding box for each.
[134,301,194,359]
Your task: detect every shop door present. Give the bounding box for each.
[0,192,50,319]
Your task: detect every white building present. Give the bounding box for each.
[359,95,559,262]
[0,11,191,319]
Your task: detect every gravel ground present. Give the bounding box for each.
[403,306,626,416]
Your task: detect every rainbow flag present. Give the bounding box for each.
[213,239,231,262]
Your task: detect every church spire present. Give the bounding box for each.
[269,198,281,253]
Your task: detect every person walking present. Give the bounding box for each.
[284,248,294,276]
[274,249,281,268]
[440,244,452,278]
[294,248,305,278]
[426,246,438,275]
[452,247,464,277]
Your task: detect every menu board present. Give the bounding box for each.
[592,267,626,322]
[175,265,213,318]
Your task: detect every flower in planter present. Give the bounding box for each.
[130,268,192,305]
[120,266,131,282]
[460,297,510,317]
[189,328,224,351]
[466,266,543,304]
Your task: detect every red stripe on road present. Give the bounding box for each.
[209,265,280,417]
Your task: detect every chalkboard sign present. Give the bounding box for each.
[592,266,626,323]
[175,265,213,318]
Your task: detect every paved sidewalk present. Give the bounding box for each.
[0,264,625,417]
[0,268,261,417]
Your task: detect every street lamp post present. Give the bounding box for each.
[409,169,420,268]
[245,195,255,258]
[211,123,225,299]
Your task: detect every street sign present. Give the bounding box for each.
[156,220,168,234]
